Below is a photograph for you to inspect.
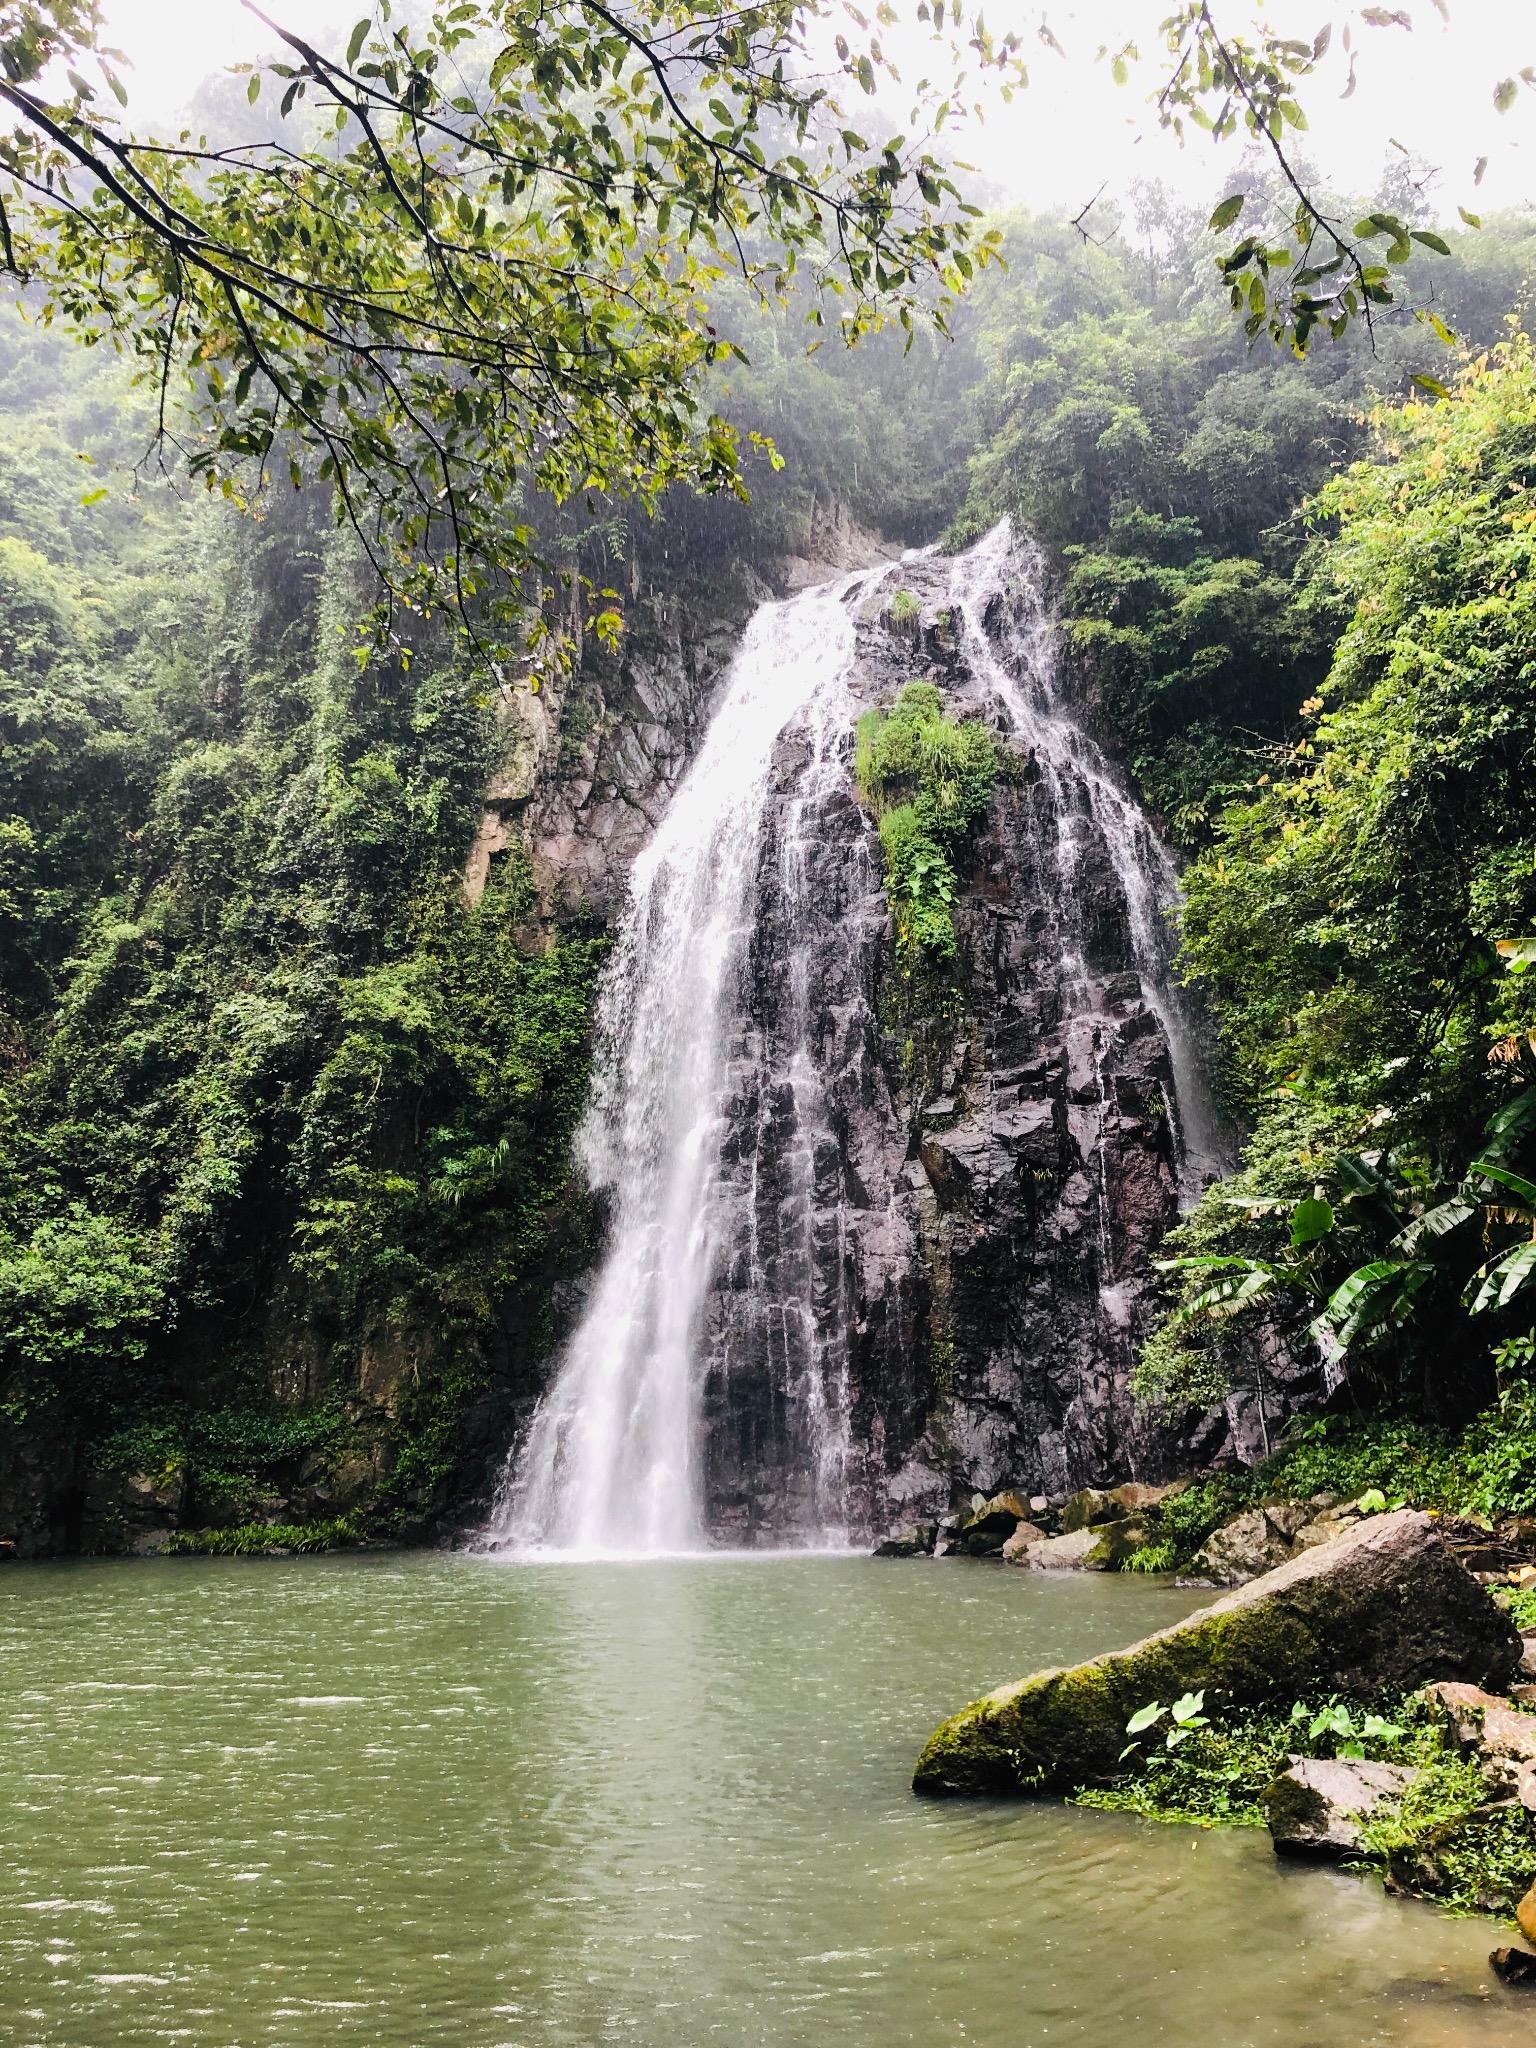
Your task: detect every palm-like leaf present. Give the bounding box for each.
[1333,1152,1407,1236]
[1164,1264,1282,1330]
[1468,1159,1536,1210]
[1479,1086,1536,1164]
[1391,1192,1477,1257]
[1314,1258,1434,1351]
[1155,1254,1279,1275]
[1466,1240,1536,1315]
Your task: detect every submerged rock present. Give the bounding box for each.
[1490,1947,1536,1988]
[1263,1757,1419,1858]
[913,1510,1521,1798]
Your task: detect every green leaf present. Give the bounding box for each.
[1468,1241,1536,1314]
[1208,193,1245,233]
[1481,1089,1536,1156]
[78,486,107,506]
[1410,230,1451,256]
[856,54,876,94]
[1290,1196,1334,1246]
[1495,78,1519,114]
[1125,1701,1166,1734]
[1391,1194,1475,1256]
[1314,1259,1432,1349]
[347,17,369,66]
[247,73,261,103]
[1470,1160,1536,1208]
[1410,374,1450,400]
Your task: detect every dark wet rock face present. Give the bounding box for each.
[683,533,1251,1542]
[498,522,1308,1548]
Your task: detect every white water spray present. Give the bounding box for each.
[488,562,890,1556]
[947,520,1225,1198]
[488,522,1223,1558]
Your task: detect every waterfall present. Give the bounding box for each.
[945,521,1225,1199]
[487,519,1226,1557]
[489,560,893,1557]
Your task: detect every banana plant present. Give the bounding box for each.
[1157,1186,1340,1332]
[1157,1087,1536,1366]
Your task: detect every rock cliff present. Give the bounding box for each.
[495,524,1293,1542]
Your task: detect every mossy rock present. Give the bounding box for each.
[1084,1516,1154,1569]
[913,1511,1521,1798]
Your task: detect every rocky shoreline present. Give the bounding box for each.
[908,1507,1536,1989]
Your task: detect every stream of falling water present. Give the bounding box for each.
[488,560,892,1556]
[947,519,1226,1199]
[489,522,1222,1557]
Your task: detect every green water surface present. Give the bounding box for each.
[0,1553,1527,2046]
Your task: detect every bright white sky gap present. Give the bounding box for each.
[100,0,1534,214]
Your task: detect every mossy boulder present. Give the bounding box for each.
[1062,1487,1123,1532]
[1263,1757,1420,1858]
[1190,1506,1294,1584]
[913,1511,1521,1798]
[1084,1516,1155,1569]
[955,1491,1031,1555]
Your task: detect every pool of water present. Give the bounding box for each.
[1,1553,1526,2046]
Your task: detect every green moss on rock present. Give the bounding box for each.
[913,1511,1521,1797]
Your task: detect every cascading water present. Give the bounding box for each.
[490,561,893,1556]
[945,521,1225,1199]
[488,519,1229,1556]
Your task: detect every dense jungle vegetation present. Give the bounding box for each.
[5,24,1536,1545]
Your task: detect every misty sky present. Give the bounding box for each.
[99,0,1534,218]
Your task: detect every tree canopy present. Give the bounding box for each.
[1,1,1506,666]
[1,0,1012,664]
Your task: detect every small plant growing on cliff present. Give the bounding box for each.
[855,680,998,977]
[889,589,920,627]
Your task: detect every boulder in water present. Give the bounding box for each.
[1520,1881,1536,1945]
[913,1510,1521,1797]
[1082,1516,1156,1570]
[1108,1481,1184,1514]
[1000,1521,1049,1561]
[1062,1487,1120,1532]
[1263,1757,1420,1858]
[1021,1526,1106,1571]
[1490,1947,1536,1988]
[952,1492,1031,1555]
[873,1525,937,1559]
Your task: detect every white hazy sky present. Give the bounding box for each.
[99,0,1535,215]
